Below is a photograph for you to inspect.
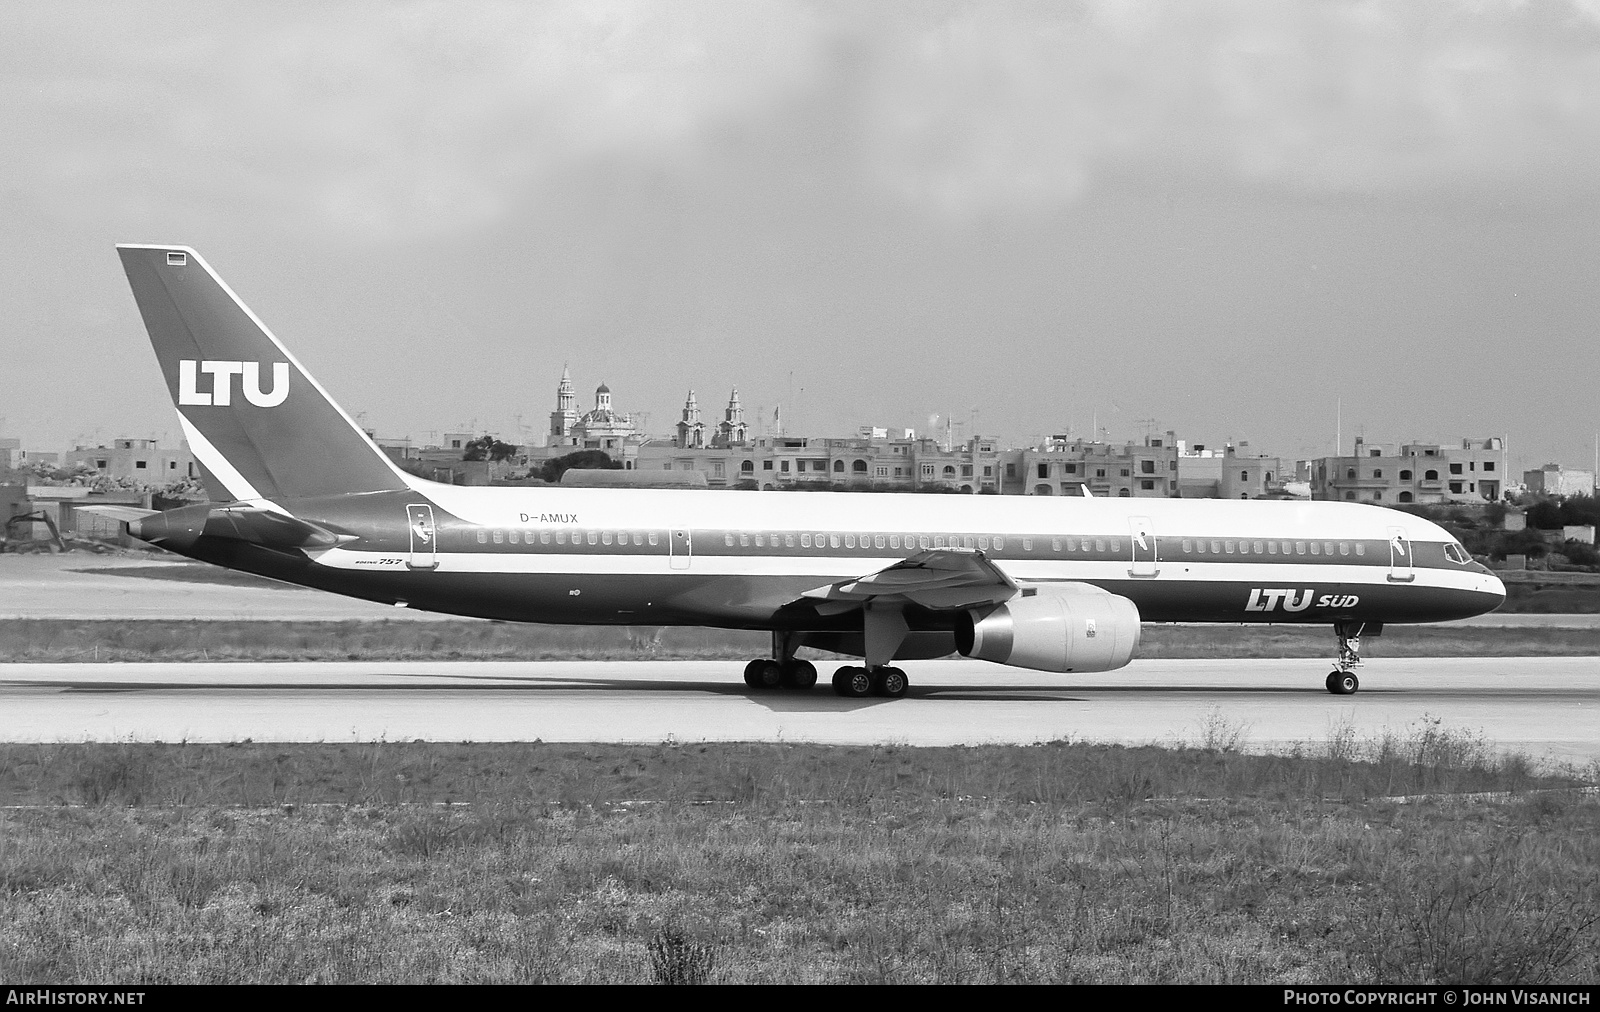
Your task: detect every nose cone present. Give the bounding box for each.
[1473,566,1507,615]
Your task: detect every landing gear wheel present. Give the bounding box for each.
[744,659,782,690]
[781,659,818,690]
[832,665,872,698]
[871,666,908,698]
[1326,671,1359,695]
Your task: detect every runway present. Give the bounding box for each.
[3,656,1596,763]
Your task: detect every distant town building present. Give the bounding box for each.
[1016,432,1179,498]
[63,438,196,484]
[547,370,646,459]
[1175,440,1289,499]
[1311,436,1507,504]
[1523,463,1595,498]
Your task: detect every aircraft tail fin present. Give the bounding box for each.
[116,245,412,503]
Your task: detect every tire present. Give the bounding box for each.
[743,659,765,689]
[753,659,784,690]
[834,665,872,698]
[872,666,908,699]
[1328,671,1359,695]
[782,659,818,690]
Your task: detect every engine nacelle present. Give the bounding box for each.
[955,583,1141,673]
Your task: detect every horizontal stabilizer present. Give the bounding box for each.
[127,502,353,553]
[73,505,158,524]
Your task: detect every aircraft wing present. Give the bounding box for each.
[801,548,1020,611]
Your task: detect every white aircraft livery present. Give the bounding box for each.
[110,244,1506,697]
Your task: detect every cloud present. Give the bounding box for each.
[3,1,1598,238]
[856,1,1600,214]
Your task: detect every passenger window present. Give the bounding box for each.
[1309,542,1319,555]
[1325,543,1334,556]
[1339,542,1348,555]
[1253,541,1263,554]
[979,537,989,551]
[1022,538,1033,551]
[892,535,902,549]
[919,535,930,549]
[1110,540,1120,552]
[634,533,644,546]
[725,534,734,547]
[801,534,812,548]
[845,534,856,548]
[934,536,945,548]
[755,534,765,547]
[648,532,659,546]
[993,537,1004,551]
[875,535,886,549]
[1281,542,1291,555]
[508,531,519,544]
[555,531,568,545]
[1266,542,1276,555]
[961,537,973,549]
[785,535,795,548]
[492,530,503,544]
[1210,540,1221,554]
[1295,542,1305,555]
[540,531,551,545]
[601,532,613,546]
[1182,539,1192,553]
[1225,541,1235,554]
[740,534,749,547]
[1051,538,1061,552]
[830,535,841,549]
[477,531,488,544]
[587,531,598,546]
[1355,543,1364,556]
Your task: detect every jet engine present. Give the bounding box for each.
[955,583,1140,673]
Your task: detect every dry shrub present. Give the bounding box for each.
[647,920,715,985]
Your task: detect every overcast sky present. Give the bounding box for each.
[3,1,1597,473]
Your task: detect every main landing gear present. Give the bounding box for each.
[1326,621,1365,695]
[742,631,819,691]
[742,657,818,691]
[831,665,909,699]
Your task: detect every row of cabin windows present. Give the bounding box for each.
[478,529,660,546]
[1180,539,1366,557]
[472,530,1368,558]
[725,532,1016,551]
[470,530,1144,554]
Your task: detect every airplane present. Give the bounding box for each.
[105,244,1506,698]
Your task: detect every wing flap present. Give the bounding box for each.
[802,548,1019,610]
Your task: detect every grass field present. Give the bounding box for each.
[1,735,1596,984]
[0,617,1594,663]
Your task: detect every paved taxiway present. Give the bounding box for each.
[3,657,1596,763]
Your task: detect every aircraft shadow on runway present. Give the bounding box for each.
[14,672,1380,718]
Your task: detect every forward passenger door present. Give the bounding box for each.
[1128,516,1158,578]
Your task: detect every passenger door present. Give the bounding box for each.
[670,528,692,571]
[1128,515,1158,577]
[406,504,438,571]
[1387,526,1414,583]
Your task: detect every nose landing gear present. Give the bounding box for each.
[1326,621,1365,695]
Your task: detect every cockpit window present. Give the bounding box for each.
[1444,543,1472,565]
